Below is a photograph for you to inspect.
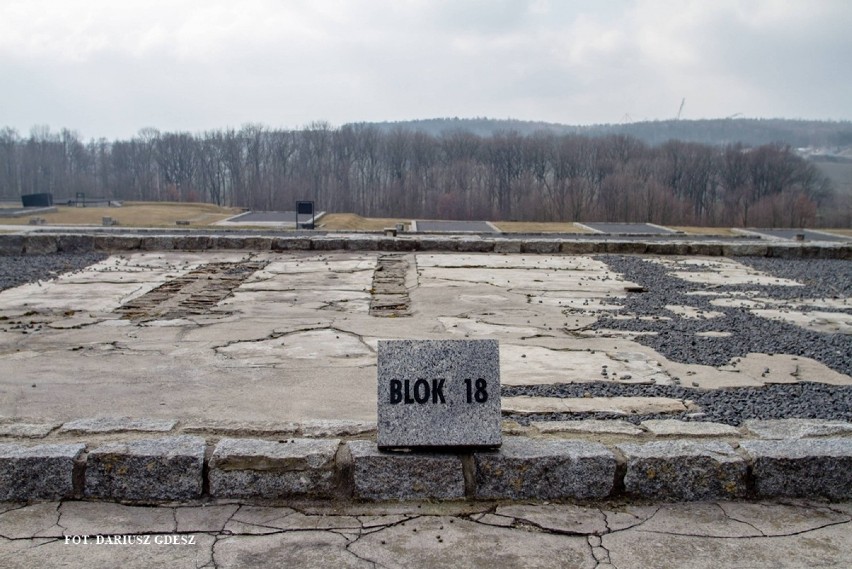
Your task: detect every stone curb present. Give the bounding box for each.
[1,232,849,258]
[1,419,851,503]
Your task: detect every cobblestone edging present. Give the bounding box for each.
[1,418,851,503]
[0,231,850,258]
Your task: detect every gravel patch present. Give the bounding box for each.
[587,255,852,375]
[0,253,108,291]
[510,255,852,426]
[502,381,852,426]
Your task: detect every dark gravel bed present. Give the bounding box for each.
[587,255,852,376]
[514,255,852,426]
[502,381,852,426]
[0,253,108,291]
[736,256,852,300]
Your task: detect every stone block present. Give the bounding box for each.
[341,237,377,251]
[743,419,852,439]
[605,241,647,254]
[740,438,852,500]
[493,239,522,254]
[645,242,689,255]
[688,243,723,256]
[348,440,465,500]
[209,438,340,499]
[22,234,58,254]
[173,235,212,251]
[181,419,300,437]
[60,417,177,435]
[377,339,501,449]
[0,422,59,438]
[533,420,645,436]
[0,234,25,255]
[419,238,459,252]
[641,420,740,437]
[456,239,494,252]
[618,440,747,501]
[85,436,205,501]
[723,244,768,257]
[0,443,84,500]
[93,235,142,251]
[214,236,248,249]
[300,420,377,437]
[272,237,312,250]
[377,237,419,252]
[139,236,175,251]
[520,240,560,254]
[312,238,348,251]
[767,244,800,258]
[560,241,602,254]
[474,437,616,500]
[56,234,95,253]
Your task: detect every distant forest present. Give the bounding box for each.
[1,118,850,227]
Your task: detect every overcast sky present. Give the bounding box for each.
[1,0,851,140]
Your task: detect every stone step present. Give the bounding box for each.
[1,232,850,259]
[1,420,851,503]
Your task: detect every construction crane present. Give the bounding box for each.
[676,98,685,120]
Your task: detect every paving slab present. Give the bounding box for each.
[743,419,852,439]
[502,396,689,415]
[532,419,645,436]
[641,419,740,437]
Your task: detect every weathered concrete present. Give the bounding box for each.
[641,419,741,437]
[0,499,847,569]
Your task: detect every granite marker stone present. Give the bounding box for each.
[377,339,501,449]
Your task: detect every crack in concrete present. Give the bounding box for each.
[629,518,852,540]
[715,502,766,537]
[211,324,329,353]
[342,514,420,569]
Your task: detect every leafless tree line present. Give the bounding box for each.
[0,122,846,227]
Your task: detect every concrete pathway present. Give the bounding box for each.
[0,499,848,568]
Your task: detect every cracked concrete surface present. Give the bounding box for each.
[0,251,849,423]
[0,500,847,568]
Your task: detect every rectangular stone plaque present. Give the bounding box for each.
[377,339,501,449]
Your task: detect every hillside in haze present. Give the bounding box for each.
[364,117,852,153]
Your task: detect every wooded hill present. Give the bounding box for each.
[368,117,852,151]
[1,119,850,228]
